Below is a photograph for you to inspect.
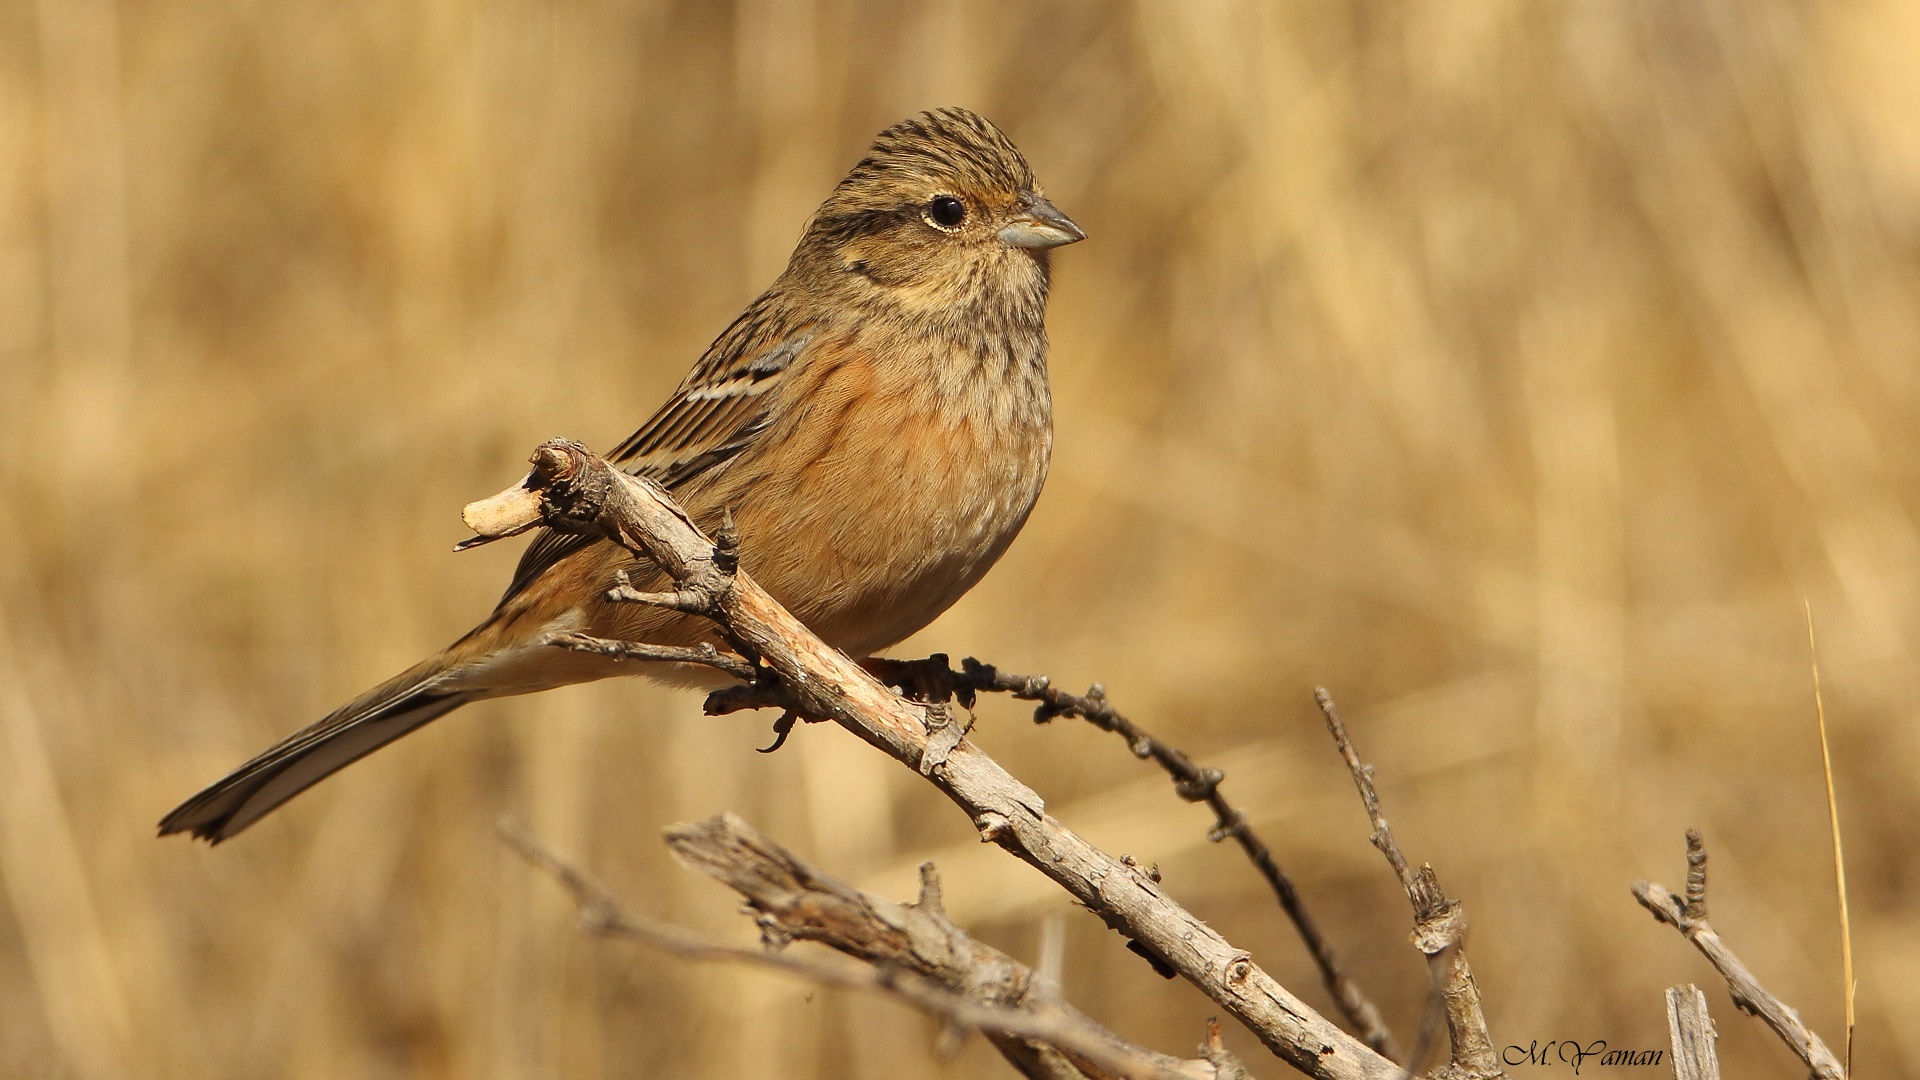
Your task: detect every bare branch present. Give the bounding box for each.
[1317,688,1501,1080]
[1665,985,1720,1080]
[668,812,1247,1080]
[1632,833,1844,1080]
[501,816,1227,1080]
[465,440,1400,1080]
[920,656,1399,1061]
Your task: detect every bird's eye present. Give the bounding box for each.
[926,195,967,228]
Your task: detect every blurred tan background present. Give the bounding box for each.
[3,0,1917,1076]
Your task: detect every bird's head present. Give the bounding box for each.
[792,107,1084,317]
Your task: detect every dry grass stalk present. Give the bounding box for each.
[1805,604,1855,1077]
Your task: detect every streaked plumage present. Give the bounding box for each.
[160,107,1083,843]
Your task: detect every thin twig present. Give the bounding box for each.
[500,817,1226,1080]
[1633,834,1845,1080]
[1317,688,1502,1080]
[543,631,758,681]
[923,656,1398,1061]
[1316,690,1414,894]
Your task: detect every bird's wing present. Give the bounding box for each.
[495,315,815,606]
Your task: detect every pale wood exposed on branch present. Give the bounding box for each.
[1316,688,1502,1080]
[1665,984,1720,1080]
[464,439,1402,1080]
[499,818,1216,1080]
[1633,831,1844,1080]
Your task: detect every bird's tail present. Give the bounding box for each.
[159,657,475,844]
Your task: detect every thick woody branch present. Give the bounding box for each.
[464,440,1401,1080]
[1633,832,1844,1080]
[665,812,1240,1080]
[499,819,1215,1080]
[1317,689,1501,1080]
[869,655,1398,1061]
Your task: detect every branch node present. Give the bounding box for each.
[1223,953,1255,985]
[974,812,1013,845]
[712,508,740,573]
[918,703,964,776]
[1175,768,1222,802]
[914,862,946,916]
[1031,700,1069,724]
[753,910,795,949]
[1409,898,1467,955]
[1121,853,1163,887]
[1205,810,1246,844]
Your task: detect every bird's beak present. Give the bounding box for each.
[999,193,1086,249]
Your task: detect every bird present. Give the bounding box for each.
[159,107,1084,843]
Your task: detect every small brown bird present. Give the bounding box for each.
[161,107,1083,843]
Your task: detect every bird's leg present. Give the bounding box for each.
[860,653,970,705]
[702,681,832,754]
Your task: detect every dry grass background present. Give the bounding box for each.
[2,1,1918,1077]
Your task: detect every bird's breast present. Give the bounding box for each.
[720,325,1051,655]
